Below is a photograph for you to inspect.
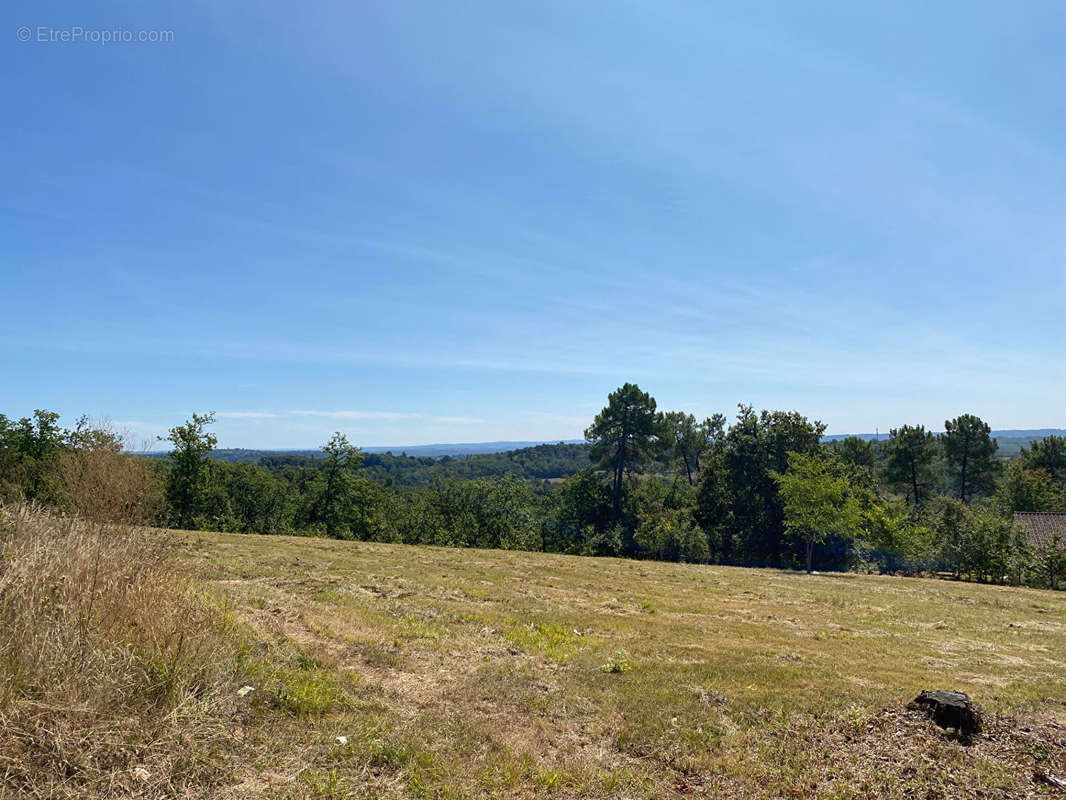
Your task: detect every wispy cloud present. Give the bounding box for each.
[215,411,279,419]
[290,410,423,420]
[289,410,482,424]
[525,411,590,428]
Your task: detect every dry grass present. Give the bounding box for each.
[0,506,241,798]
[184,530,1066,799]
[3,511,1064,798]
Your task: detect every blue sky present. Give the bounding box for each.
[3,1,1065,449]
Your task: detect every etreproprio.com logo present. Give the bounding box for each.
[17,25,175,44]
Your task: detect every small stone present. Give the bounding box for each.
[335,735,348,746]
[237,685,255,697]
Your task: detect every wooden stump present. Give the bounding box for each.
[910,690,981,740]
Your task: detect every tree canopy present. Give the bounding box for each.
[585,383,659,525]
[884,425,939,505]
[943,413,999,502]
[3,398,1064,590]
[774,451,863,573]
[160,411,218,529]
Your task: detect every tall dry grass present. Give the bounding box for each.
[0,506,241,798]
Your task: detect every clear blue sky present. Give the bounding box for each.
[4,1,1065,449]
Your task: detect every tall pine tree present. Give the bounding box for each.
[585,383,658,525]
[943,414,999,502]
[884,424,938,505]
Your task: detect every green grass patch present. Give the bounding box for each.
[504,620,581,662]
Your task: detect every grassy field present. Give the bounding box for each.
[177,531,1066,799]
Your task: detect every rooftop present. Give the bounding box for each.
[1013,512,1066,551]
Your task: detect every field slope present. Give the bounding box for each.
[186,532,1066,799]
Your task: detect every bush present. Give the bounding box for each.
[413,476,542,550]
[634,509,709,562]
[58,425,165,525]
[581,524,623,557]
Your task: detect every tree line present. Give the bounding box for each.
[248,443,591,487]
[1,387,1063,589]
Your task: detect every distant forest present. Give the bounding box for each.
[254,444,591,487]
[3,395,1065,590]
[171,426,1062,485]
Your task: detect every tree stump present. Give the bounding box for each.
[910,690,981,740]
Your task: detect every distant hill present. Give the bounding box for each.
[150,429,1063,474]
[822,428,1065,441]
[363,440,586,458]
[822,428,1066,457]
[988,428,1066,439]
[145,442,592,486]
[989,430,1066,457]
[190,439,586,463]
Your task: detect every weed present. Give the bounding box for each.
[256,666,357,716]
[601,650,633,673]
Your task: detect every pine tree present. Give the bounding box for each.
[585,383,658,525]
[943,414,999,502]
[884,424,938,505]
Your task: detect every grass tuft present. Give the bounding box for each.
[505,621,580,661]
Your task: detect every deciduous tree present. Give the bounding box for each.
[996,461,1066,513]
[697,405,826,566]
[657,411,725,485]
[774,451,862,573]
[316,432,365,538]
[160,412,218,529]
[0,410,67,503]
